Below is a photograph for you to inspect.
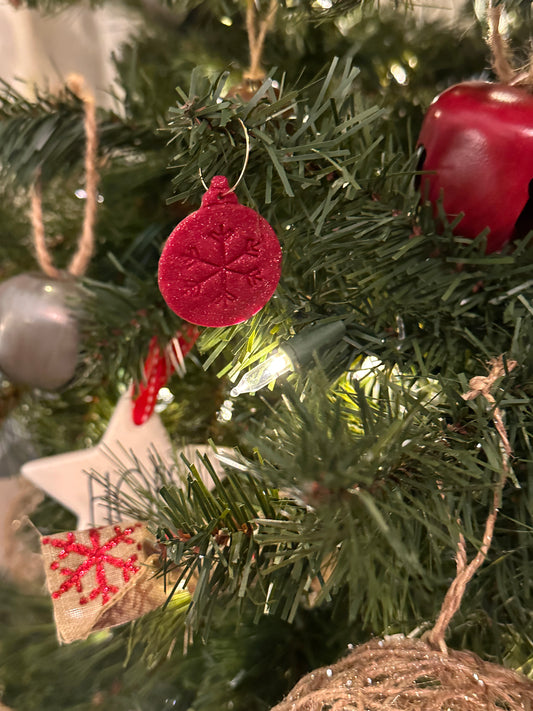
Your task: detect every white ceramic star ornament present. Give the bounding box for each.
[22,389,229,529]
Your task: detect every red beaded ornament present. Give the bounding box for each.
[158,176,282,327]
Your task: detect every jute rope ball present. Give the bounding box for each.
[271,637,533,711]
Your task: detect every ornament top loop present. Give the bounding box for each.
[198,117,251,195]
[201,176,239,207]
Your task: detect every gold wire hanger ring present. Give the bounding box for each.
[199,117,251,195]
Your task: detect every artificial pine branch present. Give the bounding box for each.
[1,3,532,710]
[166,62,533,397]
[96,370,521,645]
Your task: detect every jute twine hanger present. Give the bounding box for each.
[423,7,530,642]
[487,2,532,87]
[427,355,517,653]
[423,6,528,645]
[30,74,99,280]
[422,5,528,645]
[423,8,529,647]
[243,0,278,83]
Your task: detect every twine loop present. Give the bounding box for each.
[243,0,278,83]
[427,356,517,653]
[30,73,99,279]
[487,4,532,88]
[462,356,516,461]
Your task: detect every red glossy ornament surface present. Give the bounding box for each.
[417,81,533,252]
[158,176,282,327]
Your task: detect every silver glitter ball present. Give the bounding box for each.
[0,273,79,390]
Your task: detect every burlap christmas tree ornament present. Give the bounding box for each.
[40,521,168,643]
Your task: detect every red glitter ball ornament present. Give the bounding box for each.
[417,81,533,252]
[158,176,282,327]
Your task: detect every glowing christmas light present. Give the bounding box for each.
[231,320,346,397]
[230,351,293,397]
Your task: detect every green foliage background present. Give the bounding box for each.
[0,1,532,710]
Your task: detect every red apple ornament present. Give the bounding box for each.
[417,81,533,252]
[158,176,282,327]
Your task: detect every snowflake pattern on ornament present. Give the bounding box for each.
[158,175,282,327]
[181,225,264,302]
[41,523,142,606]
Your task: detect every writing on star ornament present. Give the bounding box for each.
[158,176,282,327]
[22,389,230,529]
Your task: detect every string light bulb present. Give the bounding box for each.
[230,320,346,397]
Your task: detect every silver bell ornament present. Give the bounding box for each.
[0,273,80,390]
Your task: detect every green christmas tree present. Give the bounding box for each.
[0,1,532,709]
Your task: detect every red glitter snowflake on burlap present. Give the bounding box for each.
[41,524,142,606]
